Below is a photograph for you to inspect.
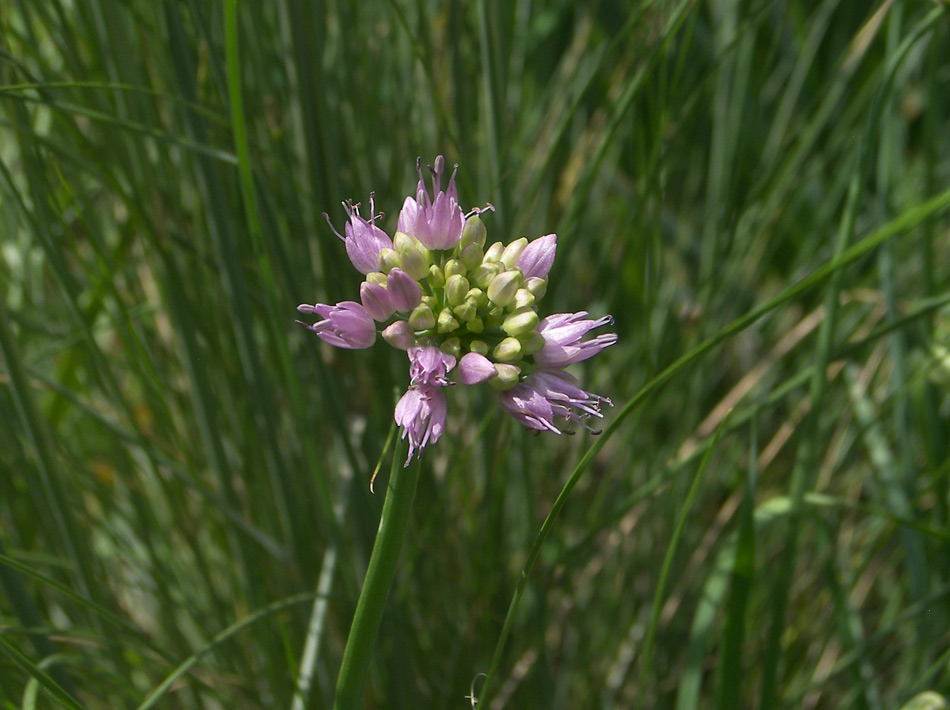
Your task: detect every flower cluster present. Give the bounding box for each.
[297,156,617,464]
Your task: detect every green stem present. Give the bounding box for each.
[334,439,419,709]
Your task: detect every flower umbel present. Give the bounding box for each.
[298,156,617,464]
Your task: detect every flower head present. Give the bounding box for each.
[325,195,393,274]
[296,301,376,349]
[534,312,619,367]
[297,155,617,467]
[408,346,456,386]
[395,385,447,465]
[499,369,611,434]
[397,156,464,250]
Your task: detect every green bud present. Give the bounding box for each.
[393,231,419,252]
[453,301,477,323]
[483,241,505,264]
[441,337,461,359]
[489,363,521,390]
[487,270,522,307]
[399,244,429,280]
[378,248,400,274]
[493,336,522,362]
[422,295,438,311]
[366,271,387,286]
[466,288,488,308]
[459,242,484,271]
[467,317,485,334]
[502,307,540,337]
[428,264,446,289]
[517,330,545,355]
[513,288,535,309]
[437,308,460,334]
[470,262,500,290]
[408,303,435,331]
[501,237,528,269]
[469,339,489,355]
[444,258,465,278]
[460,215,487,249]
[446,274,470,306]
[484,307,505,329]
[525,276,547,299]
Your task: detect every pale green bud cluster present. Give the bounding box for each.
[377,214,552,389]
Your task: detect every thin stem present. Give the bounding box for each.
[334,439,419,709]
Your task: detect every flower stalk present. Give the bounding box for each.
[334,437,420,709]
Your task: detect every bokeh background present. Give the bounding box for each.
[2,0,950,707]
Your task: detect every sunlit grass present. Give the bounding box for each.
[1,1,949,707]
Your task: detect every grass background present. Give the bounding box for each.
[2,0,950,707]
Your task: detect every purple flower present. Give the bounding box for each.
[457,352,497,385]
[408,346,456,386]
[517,234,557,280]
[296,301,376,349]
[397,156,464,250]
[324,195,393,274]
[534,312,618,367]
[360,281,395,322]
[387,268,423,312]
[298,156,617,467]
[382,321,417,350]
[395,385,447,465]
[499,369,611,433]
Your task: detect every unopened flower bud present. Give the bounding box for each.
[517,234,557,279]
[367,271,387,286]
[459,242,483,270]
[467,317,485,334]
[466,288,488,308]
[378,248,401,274]
[501,237,528,269]
[408,303,435,331]
[437,308,460,334]
[517,330,545,355]
[444,259,465,278]
[470,339,489,355]
[502,307,540,336]
[484,307,505,328]
[446,274,470,306]
[470,263,500,289]
[360,281,395,321]
[428,264,446,289]
[487,270,522,307]
[441,337,461,359]
[453,301,477,323]
[458,352,497,385]
[382,320,416,350]
[387,268,423,312]
[460,215,487,249]
[525,277,547,299]
[493,336,522,362]
[483,241,505,264]
[422,295,439,311]
[490,363,521,390]
[393,231,419,252]
[513,288,535,309]
[399,244,429,280]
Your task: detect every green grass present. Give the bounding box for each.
[2,0,950,707]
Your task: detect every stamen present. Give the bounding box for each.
[322,212,345,241]
[465,203,495,219]
[432,155,445,193]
